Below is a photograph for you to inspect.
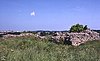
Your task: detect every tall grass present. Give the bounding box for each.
[0,36,100,61]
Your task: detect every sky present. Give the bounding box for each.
[0,0,100,31]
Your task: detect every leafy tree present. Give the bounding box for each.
[84,25,88,30]
[70,24,84,32]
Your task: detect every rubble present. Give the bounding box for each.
[51,29,100,46]
[0,29,100,46]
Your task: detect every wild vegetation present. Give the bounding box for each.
[70,24,88,32]
[0,36,100,61]
[0,24,100,61]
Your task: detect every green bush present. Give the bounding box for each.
[70,24,84,32]
[84,25,88,30]
[70,24,88,32]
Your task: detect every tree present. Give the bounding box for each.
[84,25,88,30]
[70,24,84,32]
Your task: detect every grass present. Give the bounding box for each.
[0,36,100,61]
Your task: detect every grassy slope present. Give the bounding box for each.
[0,36,100,61]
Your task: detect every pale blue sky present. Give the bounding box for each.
[0,0,100,31]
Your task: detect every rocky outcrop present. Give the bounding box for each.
[0,29,100,46]
[3,33,34,38]
[51,29,100,46]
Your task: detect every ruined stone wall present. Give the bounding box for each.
[51,30,100,46]
[0,29,100,46]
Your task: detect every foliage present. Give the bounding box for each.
[70,24,84,32]
[0,36,100,61]
[84,25,88,30]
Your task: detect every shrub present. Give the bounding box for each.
[70,24,84,32]
[84,25,88,30]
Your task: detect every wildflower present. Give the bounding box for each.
[11,49,14,52]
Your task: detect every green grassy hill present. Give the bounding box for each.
[0,36,100,61]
